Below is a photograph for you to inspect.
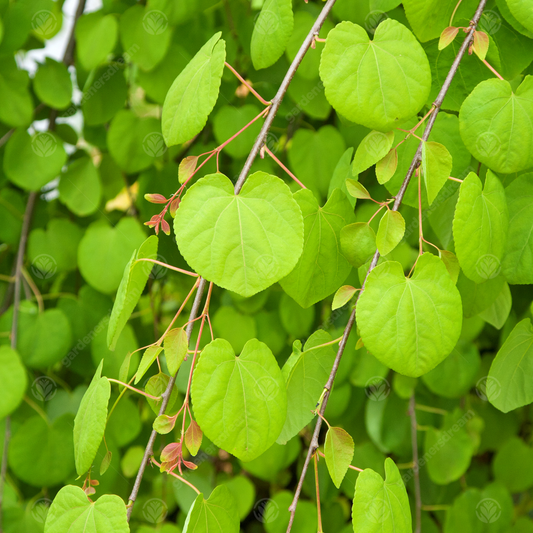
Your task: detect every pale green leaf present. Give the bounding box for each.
[352,458,411,532]
[346,179,371,199]
[356,253,462,377]
[164,327,189,376]
[376,210,405,256]
[0,346,27,418]
[33,58,72,109]
[135,345,163,384]
[277,330,335,444]
[332,285,357,310]
[162,32,226,146]
[279,188,355,308]
[44,485,129,533]
[174,172,304,297]
[183,486,239,533]
[340,222,377,268]
[488,319,533,413]
[324,426,354,488]
[502,173,533,284]
[191,338,287,461]
[107,235,158,349]
[251,0,293,70]
[421,141,453,205]
[73,361,111,476]
[320,19,431,131]
[353,130,395,175]
[376,148,398,184]
[508,0,533,33]
[453,171,508,284]
[185,420,203,456]
[459,76,533,173]
[59,157,102,217]
[478,281,512,329]
[76,11,118,71]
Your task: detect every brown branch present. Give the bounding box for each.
[409,394,422,533]
[126,277,207,521]
[285,2,488,530]
[234,0,338,194]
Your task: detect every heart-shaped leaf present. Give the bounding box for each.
[357,253,462,377]
[421,141,453,205]
[340,222,377,268]
[174,172,304,297]
[325,426,354,488]
[376,210,405,256]
[320,19,431,131]
[191,338,287,461]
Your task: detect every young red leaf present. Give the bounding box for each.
[332,285,357,311]
[346,179,371,200]
[473,31,489,61]
[160,218,171,236]
[438,26,459,50]
[179,155,198,184]
[161,442,181,463]
[182,459,198,471]
[164,327,188,376]
[153,414,176,434]
[376,148,398,184]
[144,193,167,204]
[169,197,180,218]
[184,420,203,456]
[324,426,355,488]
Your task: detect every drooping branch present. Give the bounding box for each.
[285,2,488,530]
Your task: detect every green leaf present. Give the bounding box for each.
[453,171,508,284]
[162,32,226,146]
[376,148,398,185]
[277,330,335,444]
[119,5,172,71]
[135,345,164,384]
[183,485,239,533]
[107,235,158,349]
[488,319,533,413]
[353,131,395,175]
[376,210,405,256]
[251,0,293,70]
[332,285,357,310]
[478,281,512,329]
[422,340,481,398]
[33,58,72,109]
[352,458,411,532]
[107,110,163,174]
[421,141,453,205]
[0,346,27,419]
[439,249,460,284]
[0,58,33,127]
[320,19,431,132]
[357,253,462,377]
[78,217,146,295]
[59,157,102,216]
[73,361,111,476]
[324,426,354,488]
[164,327,189,376]
[459,76,533,173]
[279,188,355,308]
[76,11,118,71]
[328,147,356,207]
[9,415,75,487]
[4,129,67,191]
[213,306,257,354]
[346,179,371,200]
[191,338,287,461]
[146,372,180,415]
[174,172,304,297]
[508,0,533,33]
[340,222,377,268]
[185,420,203,456]
[502,173,533,284]
[493,437,533,492]
[44,485,129,533]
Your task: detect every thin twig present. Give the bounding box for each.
[285,2,487,530]
[126,278,207,521]
[409,395,422,533]
[234,0,338,194]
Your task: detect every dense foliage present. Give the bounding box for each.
[1,0,533,532]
